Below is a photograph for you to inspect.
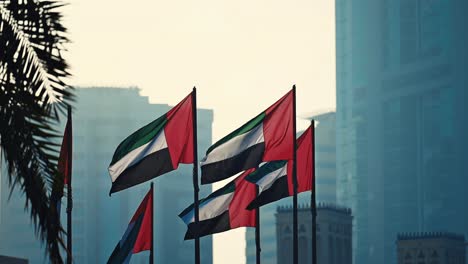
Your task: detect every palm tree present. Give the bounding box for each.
[0,0,72,262]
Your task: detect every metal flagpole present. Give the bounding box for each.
[292,85,298,264]
[66,105,73,264]
[192,87,201,264]
[310,120,317,264]
[255,185,261,264]
[150,182,154,264]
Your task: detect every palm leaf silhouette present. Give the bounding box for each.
[0,0,72,262]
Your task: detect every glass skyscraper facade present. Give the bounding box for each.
[336,1,468,263]
[0,87,213,264]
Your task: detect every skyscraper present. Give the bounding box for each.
[0,165,44,262]
[336,1,468,263]
[0,87,213,264]
[246,112,337,264]
[305,112,336,204]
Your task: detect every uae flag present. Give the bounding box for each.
[108,187,153,264]
[246,125,313,210]
[108,92,194,194]
[50,108,72,215]
[200,90,294,184]
[179,169,257,239]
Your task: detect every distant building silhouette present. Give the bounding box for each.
[0,255,28,264]
[276,203,352,264]
[245,112,337,264]
[396,232,466,264]
[336,1,468,263]
[0,87,213,264]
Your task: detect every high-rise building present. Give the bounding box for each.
[396,232,466,264]
[0,87,213,264]
[336,1,468,264]
[0,153,47,262]
[246,112,337,264]
[305,112,336,203]
[276,203,352,264]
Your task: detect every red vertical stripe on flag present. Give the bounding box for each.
[164,92,194,168]
[287,125,313,195]
[297,125,313,193]
[59,115,72,185]
[263,90,294,162]
[132,189,153,253]
[229,168,257,228]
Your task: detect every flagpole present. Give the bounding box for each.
[255,185,261,264]
[192,87,201,264]
[292,85,298,264]
[150,182,154,264]
[310,120,317,264]
[66,105,73,264]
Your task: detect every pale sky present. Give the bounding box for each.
[64,1,335,263]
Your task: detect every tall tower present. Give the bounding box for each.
[336,1,468,264]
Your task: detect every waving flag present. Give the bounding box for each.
[200,90,294,184]
[109,92,194,194]
[50,108,72,215]
[246,125,313,209]
[108,187,153,264]
[179,169,257,239]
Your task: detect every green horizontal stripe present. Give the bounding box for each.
[110,114,168,165]
[246,160,288,184]
[206,112,265,155]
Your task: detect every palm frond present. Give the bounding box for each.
[0,0,72,262]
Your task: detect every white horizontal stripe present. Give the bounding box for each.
[200,123,264,166]
[257,163,288,193]
[108,130,168,182]
[183,192,234,224]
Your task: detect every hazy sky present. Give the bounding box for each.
[64,1,335,263]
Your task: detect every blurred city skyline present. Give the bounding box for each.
[62,2,336,263]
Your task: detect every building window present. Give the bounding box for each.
[299,236,308,263]
[281,238,292,264]
[299,224,306,233]
[405,251,413,260]
[336,237,342,263]
[400,0,443,64]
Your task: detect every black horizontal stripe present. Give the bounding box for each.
[201,143,265,184]
[107,213,145,264]
[246,175,289,210]
[110,148,173,194]
[184,211,231,240]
